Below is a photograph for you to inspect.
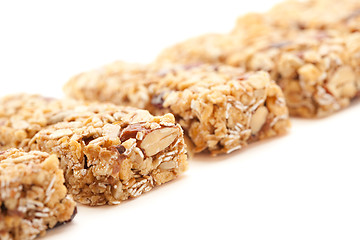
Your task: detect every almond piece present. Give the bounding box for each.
[140,127,179,156]
[159,161,177,170]
[250,106,269,134]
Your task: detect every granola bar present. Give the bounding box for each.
[0,149,76,240]
[64,63,290,155]
[227,30,360,117]
[155,26,360,117]
[155,0,360,117]
[0,94,78,150]
[266,0,360,33]
[230,0,360,36]
[62,61,150,109]
[155,34,239,66]
[0,94,188,206]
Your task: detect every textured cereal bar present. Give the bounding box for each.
[234,0,360,116]
[155,0,360,117]
[61,61,150,109]
[0,94,188,206]
[230,0,360,36]
[0,94,78,150]
[64,63,290,155]
[155,27,360,117]
[227,30,360,117]
[266,0,360,33]
[155,34,239,66]
[0,149,77,240]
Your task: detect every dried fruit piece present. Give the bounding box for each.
[120,123,149,142]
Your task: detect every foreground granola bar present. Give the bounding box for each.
[0,149,76,240]
[64,63,290,155]
[0,94,188,205]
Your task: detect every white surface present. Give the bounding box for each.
[1,1,360,240]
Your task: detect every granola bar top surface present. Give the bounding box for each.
[155,34,239,66]
[0,94,188,206]
[30,105,188,205]
[0,149,76,240]
[65,63,290,155]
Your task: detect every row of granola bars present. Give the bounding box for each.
[1,0,360,239]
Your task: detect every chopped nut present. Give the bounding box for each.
[49,129,73,139]
[247,72,269,89]
[140,127,179,156]
[102,124,121,139]
[298,64,322,84]
[48,110,75,124]
[159,161,177,170]
[249,53,274,71]
[327,66,356,98]
[250,106,269,134]
[278,53,304,78]
[111,181,123,200]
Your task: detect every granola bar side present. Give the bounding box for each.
[0,149,76,240]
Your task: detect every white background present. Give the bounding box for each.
[1,1,360,240]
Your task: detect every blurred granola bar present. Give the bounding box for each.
[0,149,76,240]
